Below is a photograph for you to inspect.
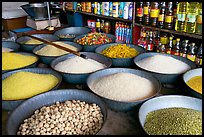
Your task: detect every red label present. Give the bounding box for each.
[172,51,180,56]
[137,8,143,17]
[146,44,154,51]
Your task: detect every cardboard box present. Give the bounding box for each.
[2,16,27,31]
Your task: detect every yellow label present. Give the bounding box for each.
[158,14,164,22]
[187,55,196,62]
[165,15,173,23]
[96,22,100,28]
[166,50,171,54]
[143,6,149,15]
[150,9,159,18]
[160,37,168,45]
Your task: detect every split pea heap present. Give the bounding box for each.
[17,100,104,135]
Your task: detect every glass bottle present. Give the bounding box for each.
[146,31,154,52]
[173,2,179,29]
[153,31,160,52]
[186,2,199,34]
[175,2,188,32]
[180,40,189,58]
[143,2,151,25]
[157,2,166,28]
[77,2,82,11]
[158,42,166,53]
[91,2,95,13]
[136,2,143,24]
[171,38,181,56]
[150,2,159,27]
[164,2,174,30]
[137,27,146,48]
[100,19,105,33]
[195,44,202,67]
[195,3,202,35]
[96,18,101,33]
[166,36,173,54]
[187,43,197,62]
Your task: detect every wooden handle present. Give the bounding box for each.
[24,34,81,56]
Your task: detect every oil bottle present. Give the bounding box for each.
[157,2,166,28]
[173,2,179,29]
[136,2,143,24]
[150,2,159,27]
[195,44,202,67]
[187,43,197,62]
[166,36,173,54]
[171,38,181,56]
[143,2,151,25]
[175,2,188,32]
[180,40,189,58]
[164,2,174,30]
[186,2,199,33]
[195,3,202,35]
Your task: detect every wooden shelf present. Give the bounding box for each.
[66,9,132,23]
[134,23,202,40]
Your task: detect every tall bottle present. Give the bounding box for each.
[187,43,197,62]
[96,19,101,33]
[157,2,166,28]
[91,2,95,13]
[128,2,133,20]
[109,2,113,17]
[76,2,82,11]
[166,36,173,54]
[175,2,188,32]
[100,19,105,33]
[143,2,151,25]
[164,2,174,30]
[97,2,101,14]
[195,3,202,35]
[186,2,199,33]
[94,2,98,14]
[112,2,119,18]
[136,2,143,24]
[180,40,189,58]
[118,2,125,18]
[173,2,179,29]
[103,2,109,16]
[150,2,159,27]
[195,44,202,67]
[171,38,181,56]
[123,2,129,19]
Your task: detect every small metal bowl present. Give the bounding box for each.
[134,52,196,84]
[138,95,202,135]
[95,43,146,67]
[51,52,112,84]
[6,89,107,135]
[2,41,20,52]
[32,41,82,65]
[54,27,91,41]
[74,33,116,52]
[87,68,161,112]
[16,34,59,52]
[2,67,62,111]
[2,52,39,74]
[182,68,202,99]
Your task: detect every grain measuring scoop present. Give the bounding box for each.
[23,34,106,64]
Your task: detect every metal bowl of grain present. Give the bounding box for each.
[182,68,202,99]
[87,68,161,112]
[138,95,202,135]
[95,43,145,67]
[32,41,82,65]
[2,41,20,52]
[51,52,112,84]
[134,52,196,85]
[54,27,91,41]
[2,52,39,74]
[16,34,59,52]
[73,33,116,52]
[2,68,62,111]
[7,89,107,135]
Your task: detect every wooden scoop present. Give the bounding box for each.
[24,34,88,59]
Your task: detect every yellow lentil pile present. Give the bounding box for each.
[35,42,78,56]
[187,76,202,94]
[2,71,59,100]
[101,44,139,58]
[24,39,43,45]
[2,52,38,70]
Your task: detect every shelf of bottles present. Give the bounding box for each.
[134,2,202,40]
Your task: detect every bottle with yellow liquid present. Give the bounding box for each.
[175,2,189,32]
[195,3,202,35]
[186,2,199,34]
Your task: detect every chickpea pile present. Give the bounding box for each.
[17,100,104,135]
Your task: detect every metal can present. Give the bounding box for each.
[104,21,111,33]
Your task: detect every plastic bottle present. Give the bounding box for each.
[180,40,189,58]
[175,2,188,32]
[112,2,119,18]
[109,2,113,17]
[150,2,159,27]
[173,2,179,29]
[128,2,133,20]
[123,2,129,19]
[91,2,95,13]
[97,2,100,14]
[103,2,109,16]
[166,36,173,54]
[136,2,143,24]
[143,2,151,25]
[164,2,174,30]
[118,2,124,18]
[195,3,202,35]
[186,2,199,33]
[96,19,101,33]
[94,2,98,14]
[157,2,166,28]
[195,44,202,67]
[187,43,197,62]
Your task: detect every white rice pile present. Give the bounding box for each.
[90,72,156,102]
[54,56,106,74]
[2,47,13,52]
[136,55,191,74]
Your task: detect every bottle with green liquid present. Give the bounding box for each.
[175,2,188,32]
[186,2,199,34]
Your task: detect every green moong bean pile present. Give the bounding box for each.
[144,107,202,135]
